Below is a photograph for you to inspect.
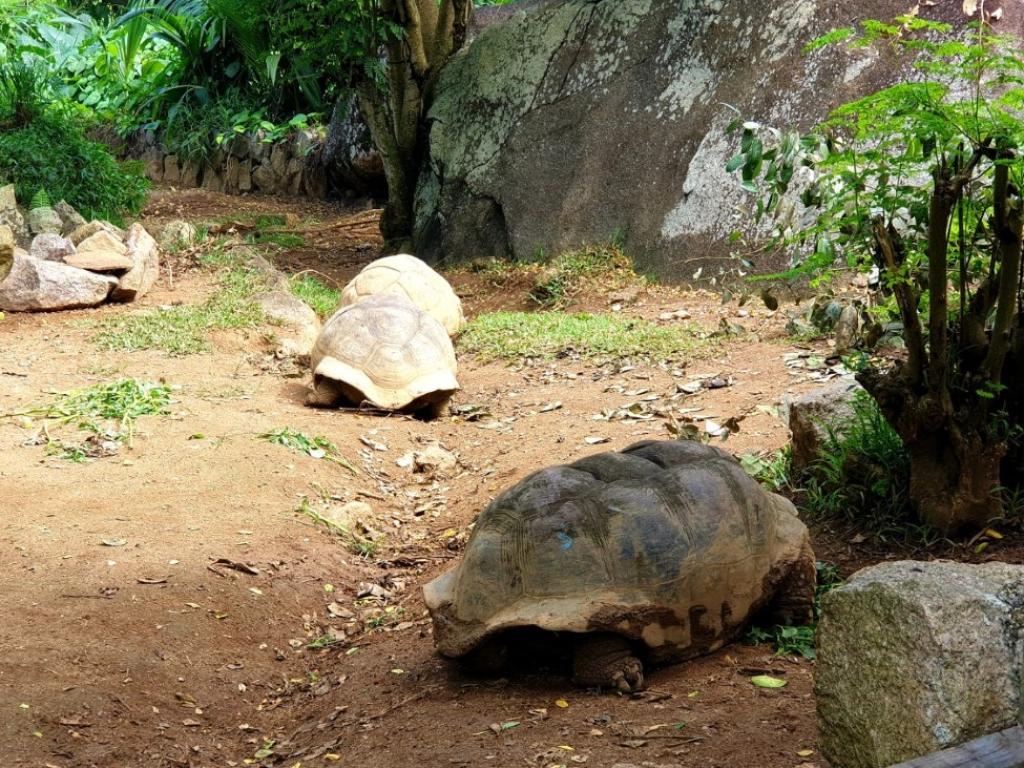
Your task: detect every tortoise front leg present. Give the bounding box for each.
[572,633,645,693]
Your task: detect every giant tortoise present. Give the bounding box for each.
[424,440,815,691]
[306,293,459,413]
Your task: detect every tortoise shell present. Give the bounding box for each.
[424,440,813,661]
[339,254,465,336]
[310,294,459,411]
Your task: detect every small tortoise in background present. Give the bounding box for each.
[424,440,815,692]
[339,254,465,337]
[307,294,459,414]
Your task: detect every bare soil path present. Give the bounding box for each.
[2,188,852,768]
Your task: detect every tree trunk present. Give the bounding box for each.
[905,432,1004,533]
[859,367,1006,533]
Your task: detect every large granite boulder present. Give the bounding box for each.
[320,96,386,197]
[29,233,77,263]
[111,224,160,302]
[816,561,1024,768]
[416,1,1024,276]
[27,205,63,236]
[0,225,13,281]
[0,252,117,311]
[54,200,86,235]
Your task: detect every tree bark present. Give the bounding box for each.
[357,0,473,250]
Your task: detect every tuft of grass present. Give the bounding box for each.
[259,427,356,474]
[745,561,843,659]
[530,242,638,308]
[297,497,379,558]
[365,605,406,630]
[290,274,340,318]
[307,633,344,650]
[800,389,925,544]
[6,379,173,460]
[91,265,264,355]
[248,231,306,249]
[459,311,707,362]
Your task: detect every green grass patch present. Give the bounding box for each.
[91,266,264,355]
[290,274,340,318]
[248,231,306,249]
[459,311,707,361]
[530,242,639,308]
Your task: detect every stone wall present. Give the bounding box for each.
[126,99,385,200]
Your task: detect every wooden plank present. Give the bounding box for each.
[888,726,1024,768]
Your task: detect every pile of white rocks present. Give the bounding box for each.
[0,184,160,312]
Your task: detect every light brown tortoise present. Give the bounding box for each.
[424,440,815,691]
[306,293,459,414]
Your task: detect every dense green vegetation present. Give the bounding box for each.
[731,17,1024,533]
[0,0,516,235]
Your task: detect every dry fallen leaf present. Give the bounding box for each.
[963,0,978,15]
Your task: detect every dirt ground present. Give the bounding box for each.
[0,188,984,768]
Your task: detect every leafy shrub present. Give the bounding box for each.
[0,107,148,221]
[0,58,51,127]
[802,389,916,541]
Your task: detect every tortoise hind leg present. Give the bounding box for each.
[572,633,645,693]
[766,542,817,626]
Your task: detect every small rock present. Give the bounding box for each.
[111,224,160,302]
[413,444,457,475]
[785,377,864,472]
[27,206,62,236]
[0,225,13,281]
[67,220,125,246]
[159,220,198,250]
[834,303,861,353]
[54,200,86,235]
[254,291,321,357]
[0,252,116,311]
[66,230,133,272]
[326,500,373,529]
[0,185,29,244]
[29,233,76,263]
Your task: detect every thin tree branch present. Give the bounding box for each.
[874,218,926,384]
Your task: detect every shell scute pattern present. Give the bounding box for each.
[340,254,465,336]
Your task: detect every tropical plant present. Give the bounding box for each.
[728,16,1024,533]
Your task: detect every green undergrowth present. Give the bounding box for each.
[745,561,843,659]
[802,389,923,544]
[459,311,707,362]
[91,258,265,355]
[259,427,356,473]
[6,379,172,461]
[290,274,340,318]
[529,242,640,308]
